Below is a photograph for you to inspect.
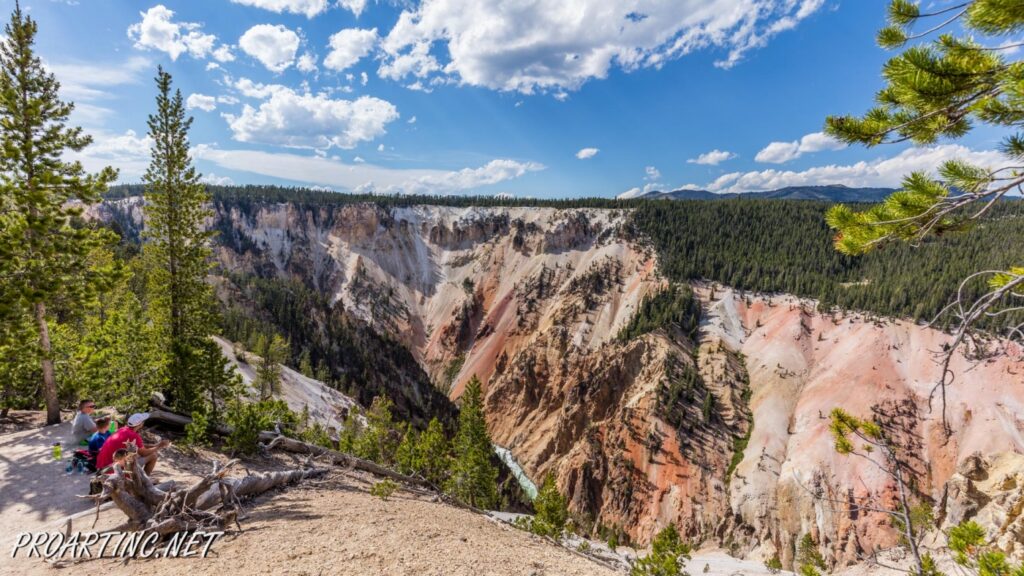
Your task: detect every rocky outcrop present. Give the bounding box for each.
[90,197,1024,566]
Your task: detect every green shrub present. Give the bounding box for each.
[632,524,690,576]
[226,399,297,455]
[764,554,783,574]
[530,473,569,538]
[183,409,210,447]
[370,478,399,501]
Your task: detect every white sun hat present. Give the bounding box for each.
[127,412,150,427]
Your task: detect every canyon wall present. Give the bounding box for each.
[91,197,1024,566]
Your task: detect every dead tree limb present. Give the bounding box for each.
[257,432,434,489]
[88,447,327,538]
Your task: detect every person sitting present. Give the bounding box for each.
[95,413,170,475]
[70,399,98,446]
[87,416,112,454]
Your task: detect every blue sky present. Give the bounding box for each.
[17,0,1011,198]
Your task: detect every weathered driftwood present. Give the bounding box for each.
[147,406,233,437]
[257,432,435,489]
[89,447,327,537]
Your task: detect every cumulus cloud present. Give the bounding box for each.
[127,5,228,61]
[324,28,378,72]
[201,173,235,185]
[688,149,735,165]
[194,145,543,194]
[576,147,599,160]
[67,129,153,182]
[229,0,328,18]
[297,53,318,73]
[645,166,661,180]
[186,93,218,112]
[223,85,399,149]
[338,0,368,16]
[618,187,644,199]
[239,24,301,73]
[696,145,1007,194]
[379,0,823,94]
[233,77,279,99]
[755,131,846,163]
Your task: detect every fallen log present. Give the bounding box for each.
[257,432,434,489]
[88,445,328,538]
[147,407,233,437]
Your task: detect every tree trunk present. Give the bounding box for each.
[258,432,435,489]
[95,451,327,537]
[35,302,59,425]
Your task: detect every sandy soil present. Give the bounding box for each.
[4,469,621,576]
[0,416,875,576]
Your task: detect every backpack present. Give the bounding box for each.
[72,449,97,474]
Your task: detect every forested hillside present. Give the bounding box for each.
[628,199,1024,327]
[108,183,1024,331]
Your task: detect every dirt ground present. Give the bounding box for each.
[0,415,621,576]
[0,414,865,576]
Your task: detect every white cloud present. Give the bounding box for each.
[694,145,1007,194]
[297,52,318,73]
[645,166,661,180]
[223,85,399,149]
[618,187,644,199]
[755,131,846,163]
[127,5,226,61]
[46,57,151,128]
[378,41,439,81]
[360,72,369,86]
[229,0,328,18]
[239,24,300,73]
[407,116,417,124]
[194,145,543,194]
[201,173,235,185]
[688,149,735,165]
[324,28,378,72]
[218,95,240,105]
[380,0,824,94]
[338,0,368,17]
[186,93,218,112]
[234,77,280,99]
[576,147,599,160]
[212,45,236,63]
[67,129,153,182]
[377,143,385,152]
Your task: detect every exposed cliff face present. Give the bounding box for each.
[711,289,1024,566]
[91,197,1024,566]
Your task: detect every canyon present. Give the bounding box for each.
[90,196,1024,568]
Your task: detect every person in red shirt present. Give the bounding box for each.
[96,412,170,474]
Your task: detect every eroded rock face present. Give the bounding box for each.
[716,290,1024,566]
[91,198,1024,565]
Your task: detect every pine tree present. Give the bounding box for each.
[0,3,118,424]
[354,396,400,465]
[76,267,165,413]
[142,67,216,413]
[416,417,450,486]
[531,473,569,538]
[394,423,419,476]
[254,333,287,399]
[448,375,498,509]
[298,348,313,378]
[823,0,1024,423]
[631,524,691,576]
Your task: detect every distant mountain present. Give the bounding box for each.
[638,184,896,203]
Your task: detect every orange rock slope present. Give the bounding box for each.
[89,199,1024,565]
